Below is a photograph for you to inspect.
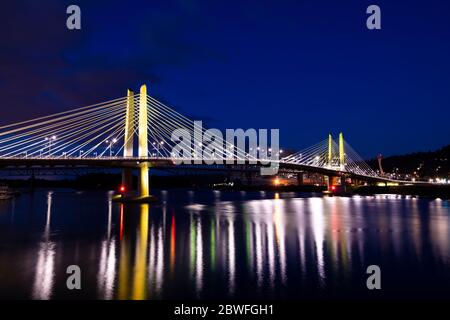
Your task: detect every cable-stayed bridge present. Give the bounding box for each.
[0,84,395,201]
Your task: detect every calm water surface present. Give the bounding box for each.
[0,189,449,300]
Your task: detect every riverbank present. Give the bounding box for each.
[2,174,449,199]
[353,185,450,199]
[212,184,326,193]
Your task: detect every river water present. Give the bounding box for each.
[0,189,449,300]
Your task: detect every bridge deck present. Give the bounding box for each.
[0,157,414,184]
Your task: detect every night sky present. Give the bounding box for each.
[1,0,449,158]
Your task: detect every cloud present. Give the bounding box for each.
[0,0,210,124]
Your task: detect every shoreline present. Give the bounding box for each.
[7,184,450,200]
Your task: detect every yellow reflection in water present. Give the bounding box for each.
[118,204,149,300]
[132,204,149,300]
[210,215,217,272]
[273,197,287,285]
[118,205,130,300]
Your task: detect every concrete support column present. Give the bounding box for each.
[246,170,253,186]
[325,175,330,190]
[139,163,149,197]
[328,175,346,193]
[297,172,304,185]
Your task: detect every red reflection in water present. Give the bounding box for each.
[120,205,124,241]
[170,212,176,272]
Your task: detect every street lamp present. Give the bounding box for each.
[105,138,117,157]
[157,141,164,157]
[315,155,320,165]
[44,137,49,156]
[45,136,57,157]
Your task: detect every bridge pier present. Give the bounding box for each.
[297,172,304,185]
[326,175,347,195]
[121,168,133,192]
[245,170,253,186]
[138,163,150,198]
[325,175,330,189]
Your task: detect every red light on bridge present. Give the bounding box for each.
[119,185,126,193]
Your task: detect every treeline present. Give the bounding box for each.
[367,145,450,178]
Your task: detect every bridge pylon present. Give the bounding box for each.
[115,84,155,203]
[324,132,347,194]
[121,89,134,192]
[328,134,332,167]
[339,132,345,171]
[138,85,150,198]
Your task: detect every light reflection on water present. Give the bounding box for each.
[0,189,449,300]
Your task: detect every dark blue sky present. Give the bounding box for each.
[1,0,449,158]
